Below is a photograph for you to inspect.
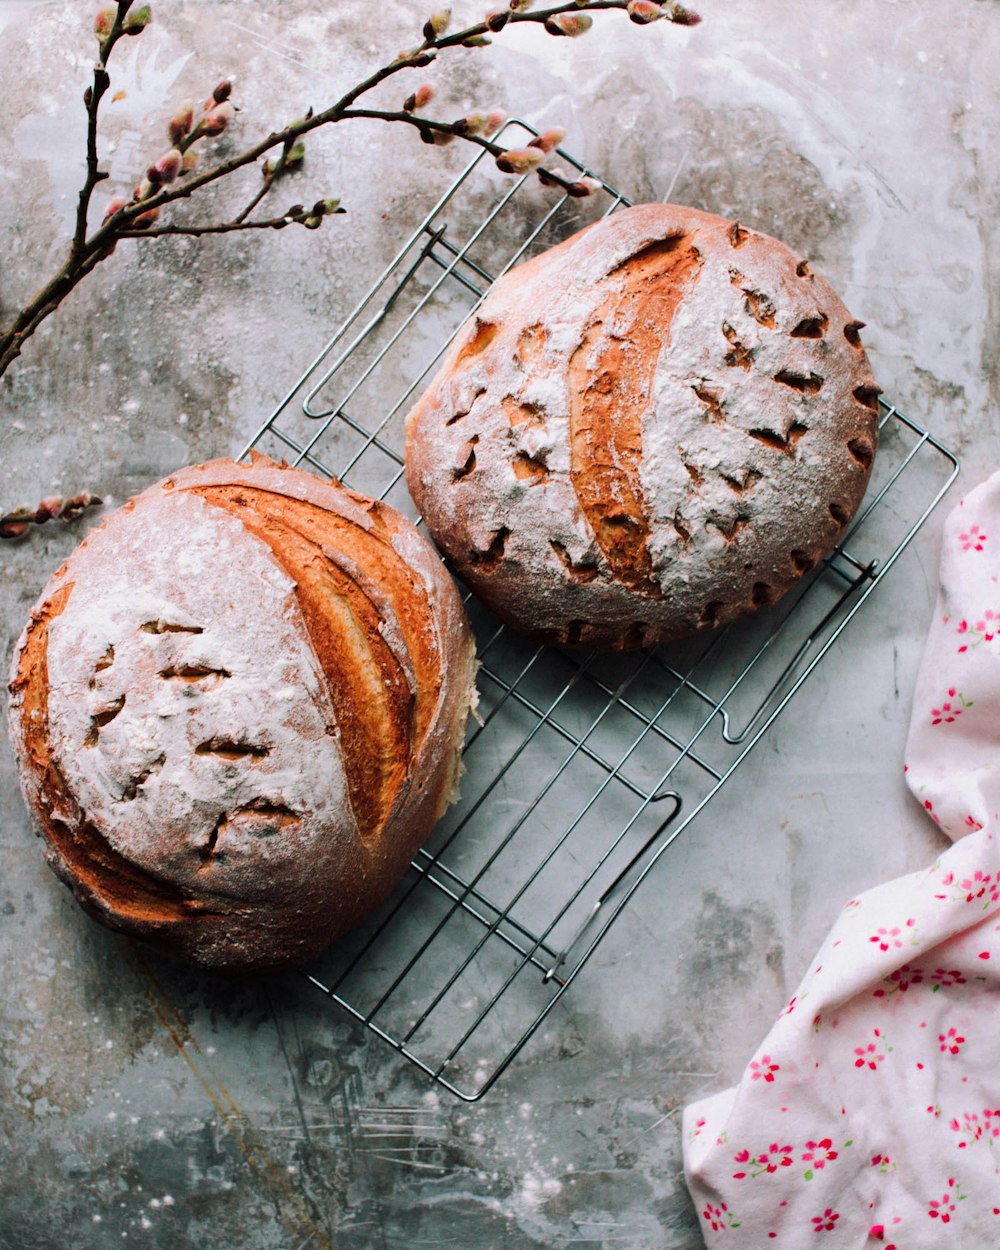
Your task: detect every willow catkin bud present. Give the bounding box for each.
[496,147,544,173]
[544,13,592,36]
[460,113,488,135]
[62,492,102,517]
[423,7,451,40]
[94,6,116,39]
[529,126,565,153]
[567,176,602,197]
[167,101,195,145]
[463,34,491,46]
[627,0,666,22]
[123,4,152,35]
[668,3,701,24]
[484,109,507,136]
[404,82,435,112]
[212,80,232,104]
[485,9,509,31]
[36,497,64,522]
[202,101,234,135]
[102,195,127,223]
[150,148,182,184]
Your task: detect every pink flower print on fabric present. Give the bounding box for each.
[810,1208,839,1232]
[868,919,915,952]
[679,474,1000,1250]
[930,688,973,725]
[702,1201,739,1232]
[927,1177,965,1223]
[955,610,998,652]
[960,869,999,904]
[801,1138,838,1177]
[959,523,987,552]
[869,927,902,951]
[872,963,923,997]
[750,1054,780,1083]
[930,967,967,991]
[939,1027,965,1055]
[731,1142,798,1180]
[854,1029,888,1071]
[868,1224,899,1248]
[936,869,1000,907]
[948,1110,1000,1148]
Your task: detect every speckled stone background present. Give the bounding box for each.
[0,2,997,1247]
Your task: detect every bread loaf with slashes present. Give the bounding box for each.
[7,456,477,970]
[405,203,880,649]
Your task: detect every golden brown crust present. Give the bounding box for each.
[7,458,477,970]
[568,233,703,597]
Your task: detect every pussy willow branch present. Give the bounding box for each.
[0,0,684,383]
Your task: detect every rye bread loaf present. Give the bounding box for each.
[7,456,477,971]
[405,203,881,649]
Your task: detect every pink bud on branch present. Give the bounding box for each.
[102,195,127,224]
[167,101,195,145]
[122,5,152,36]
[529,126,565,153]
[668,3,701,24]
[544,13,593,36]
[202,101,234,136]
[403,83,435,113]
[94,6,116,40]
[496,146,545,173]
[1,492,103,540]
[423,8,451,41]
[149,148,182,184]
[627,0,666,22]
[568,176,603,197]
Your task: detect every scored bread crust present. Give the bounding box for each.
[405,203,881,649]
[7,456,477,970]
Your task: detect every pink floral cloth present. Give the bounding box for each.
[683,471,1000,1247]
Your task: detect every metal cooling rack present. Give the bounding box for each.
[239,122,960,1101]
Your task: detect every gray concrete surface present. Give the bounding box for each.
[0,1,997,1247]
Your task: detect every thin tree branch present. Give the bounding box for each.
[0,0,687,386]
[119,214,310,238]
[72,1,134,261]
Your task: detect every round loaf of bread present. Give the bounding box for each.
[7,456,477,971]
[405,203,881,649]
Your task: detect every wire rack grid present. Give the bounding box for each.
[239,122,960,1101]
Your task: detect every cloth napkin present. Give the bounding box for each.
[683,470,1000,1247]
